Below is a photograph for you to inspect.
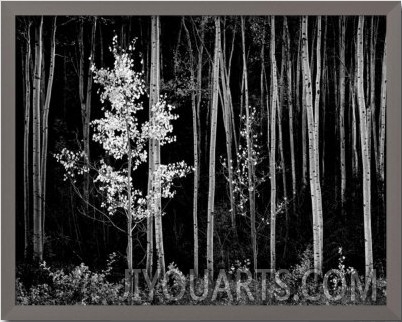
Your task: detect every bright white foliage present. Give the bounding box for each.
[55,36,191,221]
[54,148,89,182]
[221,106,265,217]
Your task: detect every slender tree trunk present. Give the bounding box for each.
[301,16,323,273]
[40,17,57,240]
[269,16,278,271]
[40,49,46,119]
[365,30,372,186]
[278,20,289,260]
[277,97,289,260]
[378,38,386,189]
[146,160,154,276]
[339,17,346,210]
[182,18,199,277]
[356,16,373,280]
[219,48,236,229]
[207,16,221,279]
[284,18,296,214]
[218,18,237,228]
[321,18,327,183]
[146,111,154,276]
[32,16,43,262]
[84,17,97,208]
[369,17,379,181]
[23,22,32,259]
[78,21,88,204]
[351,73,359,178]
[299,32,307,188]
[226,24,238,156]
[351,40,359,178]
[126,118,134,299]
[146,18,155,277]
[150,16,165,277]
[196,17,205,167]
[241,16,257,276]
[314,17,324,262]
[260,22,266,113]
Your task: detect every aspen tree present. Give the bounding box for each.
[339,16,346,208]
[40,49,46,114]
[85,17,96,197]
[278,20,289,258]
[351,79,359,178]
[217,19,237,228]
[126,109,134,299]
[78,21,86,196]
[146,151,154,277]
[321,18,327,182]
[226,25,238,156]
[356,16,374,279]
[32,17,43,262]
[314,17,323,261]
[378,38,386,185]
[369,17,379,178]
[260,21,266,111]
[78,18,97,207]
[284,18,296,213]
[182,18,200,276]
[298,33,308,188]
[269,16,278,271]
[196,17,206,170]
[241,16,257,275]
[265,17,271,156]
[219,48,236,229]
[23,20,32,259]
[196,17,205,150]
[41,17,57,236]
[150,16,166,276]
[207,16,221,279]
[146,18,155,277]
[351,38,359,178]
[365,26,372,179]
[301,16,323,273]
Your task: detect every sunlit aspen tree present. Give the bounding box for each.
[269,16,278,271]
[207,16,221,279]
[32,16,44,262]
[356,16,374,280]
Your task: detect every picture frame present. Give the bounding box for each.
[1,1,400,320]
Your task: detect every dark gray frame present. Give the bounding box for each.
[1,1,400,320]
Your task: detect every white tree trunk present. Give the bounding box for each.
[284,18,296,213]
[23,21,32,259]
[182,18,199,277]
[207,16,221,279]
[32,16,43,262]
[269,16,278,271]
[378,38,386,185]
[150,16,165,276]
[41,17,57,240]
[301,16,323,273]
[356,16,374,279]
[339,16,346,208]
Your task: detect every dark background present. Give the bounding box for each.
[15,15,386,278]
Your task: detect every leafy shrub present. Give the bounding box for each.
[16,249,386,305]
[16,253,127,305]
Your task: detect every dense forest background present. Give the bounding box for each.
[16,15,386,281]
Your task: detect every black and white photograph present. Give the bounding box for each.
[15,14,387,305]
